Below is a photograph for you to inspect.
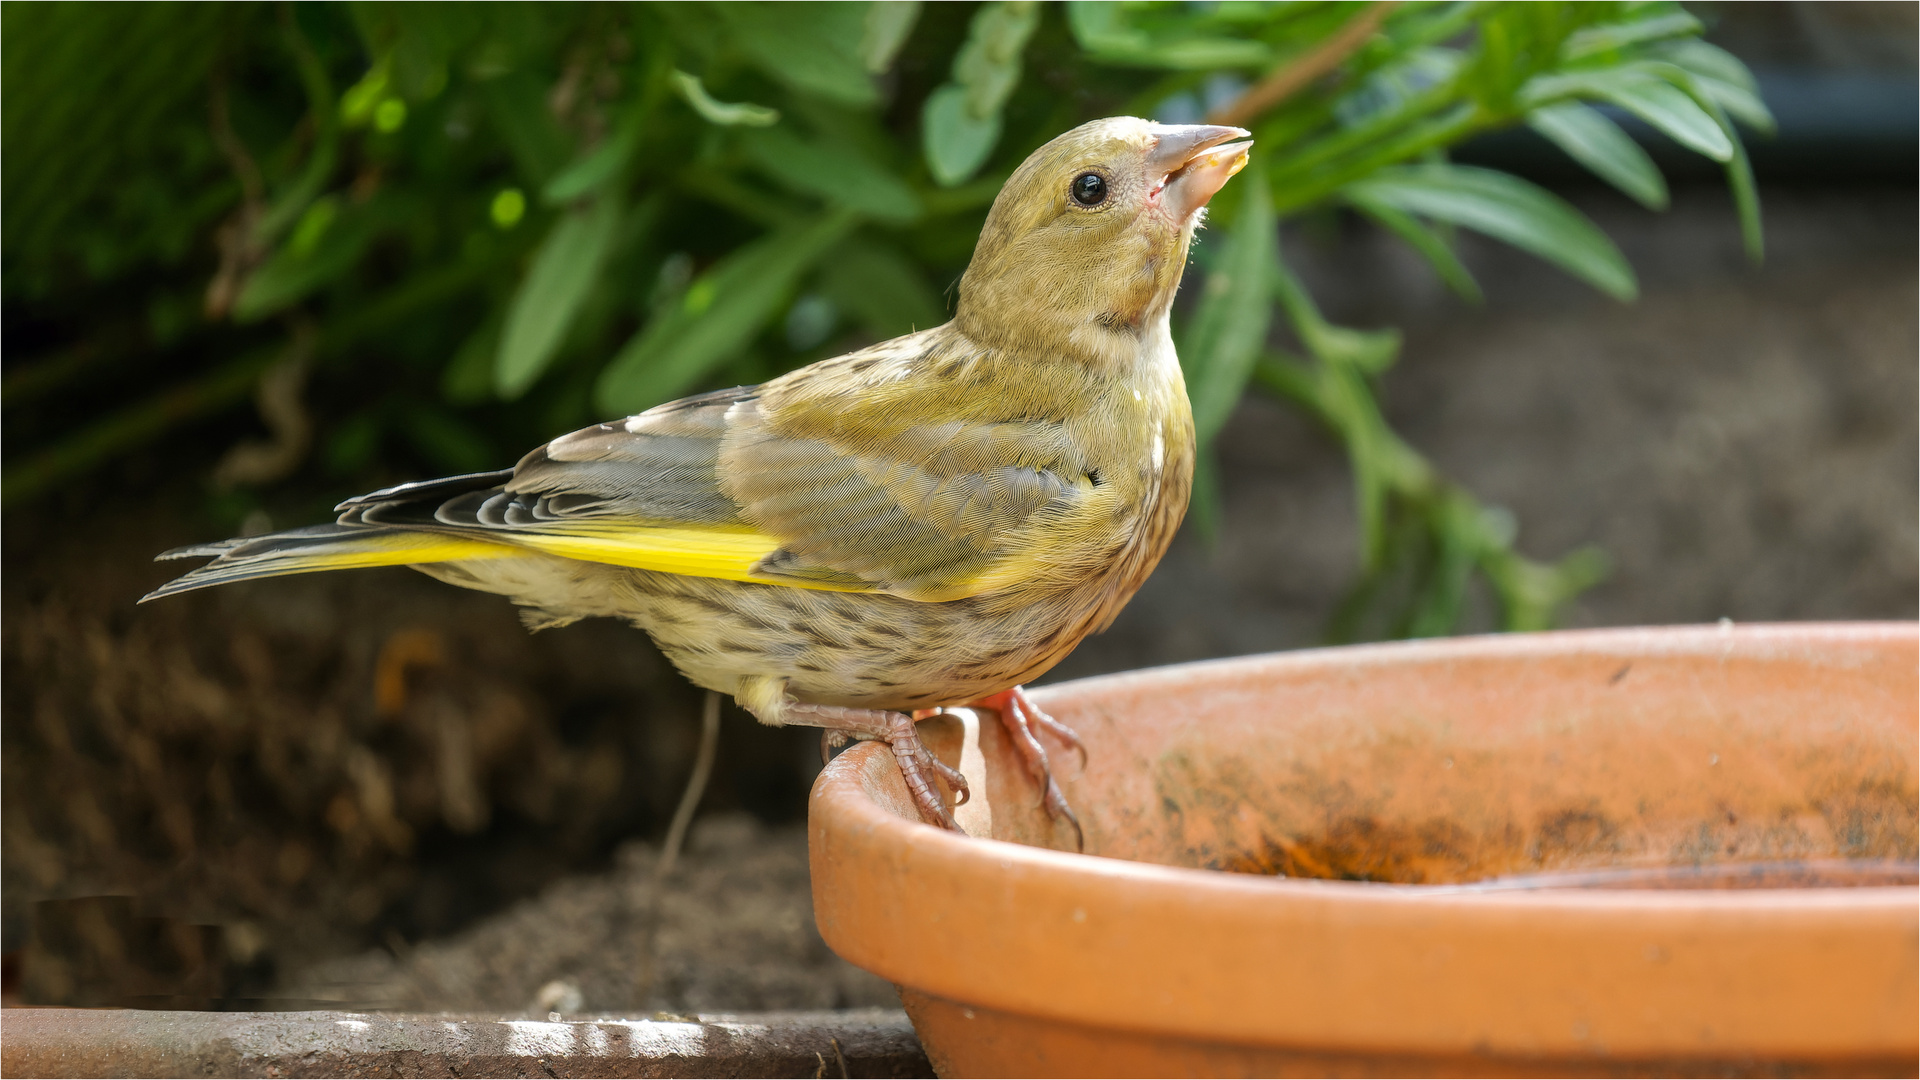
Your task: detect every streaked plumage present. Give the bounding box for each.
[147,117,1253,836]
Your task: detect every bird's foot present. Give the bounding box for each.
[968,686,1085,851]
[818,729,848,767]
[787,702,968,831]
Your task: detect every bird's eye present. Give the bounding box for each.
[1069,172,1108,207]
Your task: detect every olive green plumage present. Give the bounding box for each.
[147,117,1252,823]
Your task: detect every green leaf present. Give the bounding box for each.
[1250,351,1316,410]
[495,194,622,399]
[1641,63,1766,261]
[1602,76,1732,160]
[340,55,392,127]
[233,200,387,322]
[1347,197,1483,303]
[1297,346,1394,567]
[923,84,1002,187]
[1720,111,1764,263]
[1653,38,1756,88]
[1559,10,1701,61]
[287,197,340,258]
[442,314,503,406]
[743,127,921,223]
[954,2,1039,115]
[1102,37,1271,70]
[1181,166,1275,448]
[670,70,779,127]
[817,238,946,338]
[1481,543,1609,631]
[861,1,922,74]
[1523,69,1732,161]
[1689,72,1776,135]
[1653,41,1775,133]
[1527,102,1668,210]
[719,3,877,107]
[1343,164,1637,301]
[1336,47,1466,130]
[1529,59,1764,260]
[1066,0,1267,69]
[1066,2,1141,52]
[1404,490,1482,638]
[384,6,467,100]
[0,2,228,274]
[922,1,1040,186]
[594,210,859,415]
[543,120,641,204]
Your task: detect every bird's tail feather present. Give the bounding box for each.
[142,525,518,602]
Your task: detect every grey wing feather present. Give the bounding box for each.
[157,536,256,560]
[334,386,756,533]
[503,386,750,524]
[144,525,406,601]
[334,470,513,514]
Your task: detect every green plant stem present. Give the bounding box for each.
[1265,79,1457,185]
[1253,354,1596,634]
[1208,1,1400,128]
[1273,103,1483,213]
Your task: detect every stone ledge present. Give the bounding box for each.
[0,1007,933,1078]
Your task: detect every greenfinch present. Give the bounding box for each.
[146,117,1253,841]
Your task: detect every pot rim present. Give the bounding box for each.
[809,622,1920,1060]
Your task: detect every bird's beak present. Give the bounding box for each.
[1149,124,1254,221]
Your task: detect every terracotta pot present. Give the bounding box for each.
[808,624,1919,1078]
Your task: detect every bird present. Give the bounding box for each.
[144,116,1253,844]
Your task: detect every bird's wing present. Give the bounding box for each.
[717,330,1116,600]
[716,402,1095,601]
[335,385,854,588]
[340,336,1108,601]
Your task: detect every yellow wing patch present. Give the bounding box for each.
[490,522,878,593]
[286,534,523,571]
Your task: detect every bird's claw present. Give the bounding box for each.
[1040,774,1085,853]
[795,702,968,830]
[819,729,850,767]
[972,686,1087,851]
[886,712,962,831]
[928,751,971,807]
[1030,704,1088,769]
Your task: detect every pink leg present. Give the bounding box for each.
[969,687,1085,851]
[909,709,971,806]
[793,703,967,830]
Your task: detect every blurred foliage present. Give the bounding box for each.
[1,0,1767,639]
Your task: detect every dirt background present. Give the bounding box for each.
[7,174,1913,1014]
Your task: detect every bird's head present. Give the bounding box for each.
[955,116,1252,365]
